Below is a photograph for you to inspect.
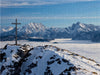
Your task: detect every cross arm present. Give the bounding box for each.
[11,23,21,25]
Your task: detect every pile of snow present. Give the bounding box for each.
[0,45,100,75]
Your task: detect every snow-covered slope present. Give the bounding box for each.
[0,45,100,75]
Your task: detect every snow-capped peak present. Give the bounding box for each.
[28,22,46,29]
[73,22,85,28]
[71,22,99,32]
[18,22,46,34]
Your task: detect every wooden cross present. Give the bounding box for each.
[11,18,21,45]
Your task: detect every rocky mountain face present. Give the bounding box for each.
[70,22,100,40]
[0,22,100,42]
[91,31,100,42]
[0,45,100,75]
[18,23,46,37]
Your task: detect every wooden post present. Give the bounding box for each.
[11,18,21,45]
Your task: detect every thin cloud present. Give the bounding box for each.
[0,1,57,7]
[1,16,100,20]
[0,0,97,7]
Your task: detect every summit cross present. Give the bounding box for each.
[11,18,21,45]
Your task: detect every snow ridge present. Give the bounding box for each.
[0,45,100,75]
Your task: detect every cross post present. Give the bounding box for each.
[11,18,21,45]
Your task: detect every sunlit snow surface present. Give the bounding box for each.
[0,39,100,63]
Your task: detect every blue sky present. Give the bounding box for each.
[0,0,100,27]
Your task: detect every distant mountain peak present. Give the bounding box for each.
[28,22,46,29]
[76,21,81,24]
[75,22,85,27]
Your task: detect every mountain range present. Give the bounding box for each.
[0,22,100,42]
